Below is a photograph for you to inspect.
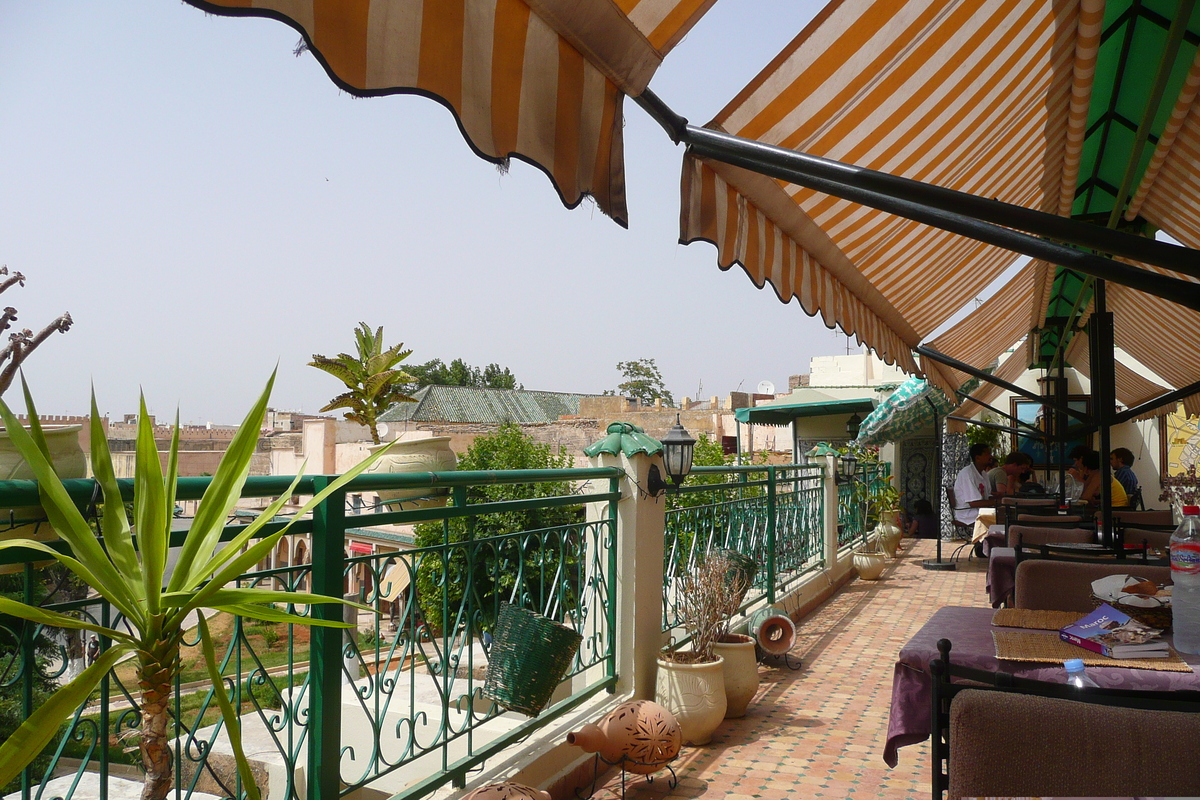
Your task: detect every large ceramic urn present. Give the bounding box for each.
[459,782,550,800]
[566,699,681,774]
[364,436,456,508]
[0,425,86,541]
[655,655,726,746]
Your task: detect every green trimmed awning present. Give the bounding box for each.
[734,398,875,426]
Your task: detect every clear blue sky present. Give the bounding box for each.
[0,0,877,424]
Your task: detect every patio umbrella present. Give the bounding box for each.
[183,0,717,228]
[853,377,955,447]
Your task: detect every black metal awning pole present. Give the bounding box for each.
[918,346,1089,423]
[1056,362,1068,501]
[923,396,955,571]
[634,90,1200,307]
[953,390,1043,434]
[947,415,1047,438]
[1110,377,1200,426]
[1090,281,1116,545]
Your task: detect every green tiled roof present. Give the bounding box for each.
[379,385,606,425]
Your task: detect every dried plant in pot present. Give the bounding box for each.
[657,551,748,743]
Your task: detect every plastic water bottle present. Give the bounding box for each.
[1063,658,1098,688]
[1171,505,1200,654]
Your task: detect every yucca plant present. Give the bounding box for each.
[0,372,388,800]
[309,322,416,444]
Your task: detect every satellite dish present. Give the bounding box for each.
[756,381,776,396]
[376,423,389,439]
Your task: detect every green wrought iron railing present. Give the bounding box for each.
[662,464,824,633]
[836,462,892,548]
[0,468,620,800]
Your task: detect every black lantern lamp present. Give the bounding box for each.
[846,411,863,440]
[837,451,858,485]
[661,415,696,488]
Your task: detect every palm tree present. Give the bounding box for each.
[0,373,390,800]
[309,323,416,444]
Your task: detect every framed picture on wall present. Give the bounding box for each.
[1160,404,1200,479]
[1010,396,1091,469]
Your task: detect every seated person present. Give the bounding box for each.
[953,443,994,527]
[1067,443,1091,484]
[1110,447,1140,498]
[987,452,1033,496]
[1077,450,1128,508]
[906,499,939,539]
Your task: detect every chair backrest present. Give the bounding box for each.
[1006,524,1093,549]
[1013,559,1171,611]
[1130,485,1146,510]
[1122,525,1173,550]
[1112,508,1173,526]
[1014,513,1084,526]
[999,496,1057,507]
[931,639,1200,800]
[945,486,972,530]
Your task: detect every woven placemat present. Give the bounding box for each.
[992,608,1084,630]
[992,629,1193,672]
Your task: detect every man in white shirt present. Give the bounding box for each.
[953,444,994,526]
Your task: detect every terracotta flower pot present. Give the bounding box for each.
[712,635,759,718]
[565,699,681,773]
[655,654,726,745]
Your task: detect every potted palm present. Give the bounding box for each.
[868,477,903,556]
[0,373,389,800]
[657,551,741,743]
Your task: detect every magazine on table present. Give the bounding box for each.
[1059,603,1170,659]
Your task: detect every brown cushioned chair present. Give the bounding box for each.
[1122,525,1173,550]
[1006,524,1093,549]
[947,689,1200,798]
[1112,508,1174,526]
[1014,559,1171,612]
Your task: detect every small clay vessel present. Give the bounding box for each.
[566,700,681,773]
[460,782,551,800]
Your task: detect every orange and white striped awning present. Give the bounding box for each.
[1064,331,1184,420]
[679,0,1100,393]
[946,348,1029,433]
[186,0,716,227]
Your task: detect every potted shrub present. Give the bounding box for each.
[0,374,390,800]
[868,477,903,556]
[657,551,742,743]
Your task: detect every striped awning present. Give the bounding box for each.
[949,349,1029,430]
[185,0,716,227]
[679,1,1088,394]
[1064,332,1184,420]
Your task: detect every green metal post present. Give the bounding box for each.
[307,477,346,800]
[607,475,619,685]
[766,466,777,605]
[20,565,32,800]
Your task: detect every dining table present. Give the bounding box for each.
[884,605,1200,767]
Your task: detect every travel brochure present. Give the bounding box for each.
[1059,603,1171,659]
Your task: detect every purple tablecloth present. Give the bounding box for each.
[985,547,1016,608]
[884,605,1200,767]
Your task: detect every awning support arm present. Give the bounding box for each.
[952,390,1042,434]
[917,346,1089,423]
[1110,377,1200,426]
[947,415,1046,440]
[634,90,1200,306]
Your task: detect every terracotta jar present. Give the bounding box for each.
[711,634,758,718]
[566,700,681,774]
[460,783,550,800]
[748,607,797,656]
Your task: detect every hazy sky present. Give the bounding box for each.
[1,1,900,424]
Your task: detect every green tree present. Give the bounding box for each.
[613,358,674,406]
[413,424,576,632]
[405,357,520,390]
[309,322,416,444]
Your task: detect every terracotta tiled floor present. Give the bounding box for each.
[590,538,990,800]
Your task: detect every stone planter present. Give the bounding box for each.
[712,634,759,718]
[655,654,726,745]
[852,546,886,581]
[0,425,85,540]
[364,436,456,508]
